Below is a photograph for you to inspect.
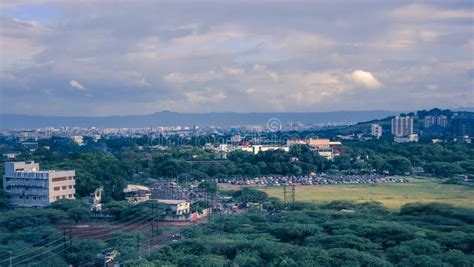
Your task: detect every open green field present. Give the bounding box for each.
[220,178,474,210]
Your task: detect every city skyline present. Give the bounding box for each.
[1,1,473,116]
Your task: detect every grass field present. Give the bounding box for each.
[220,178,474,210]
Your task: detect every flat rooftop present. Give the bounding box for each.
[156,199,189,205]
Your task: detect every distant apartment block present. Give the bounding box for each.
[391,116,414,137]
[3,161,75,207]
[391,116,417,143]
[424,115,448,129]
[371,124,382,139]
[451,112,474,138]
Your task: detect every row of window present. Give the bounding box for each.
[12,195,47,200]
[52,176,74,182]
[5,177,47,181]
[7,193,47,197]
[5,185,47,189]
[12,172,48,178]
[53,185,74,191]
[54,194,74,200]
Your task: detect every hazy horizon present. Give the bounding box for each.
[2,106,474,117]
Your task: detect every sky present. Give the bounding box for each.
[0,0,473,116]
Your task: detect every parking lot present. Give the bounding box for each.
[217,175,409,187]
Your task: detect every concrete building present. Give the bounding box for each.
[240,145,289,154]
[391,116,417,143]
[451,112,474,138]
[424,115,448,129]
[157,199,191,216]
[2,152,20,159]
[3,161,75,207]
[371,124,383,139]
[307,139,342,160]
[123,184,151,204]
[391,116,414,137]
[394,134,419,143]
[287,138,342,160]
[71,135,84,146]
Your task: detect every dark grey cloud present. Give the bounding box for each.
[0,0,472,115]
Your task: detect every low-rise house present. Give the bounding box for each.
[123,184,151,204]
[157,199,191,216]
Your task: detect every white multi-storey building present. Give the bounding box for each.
[391,116,418,143]
[3,161,76,207]
[391,116,414,137]
[371,124,383,139]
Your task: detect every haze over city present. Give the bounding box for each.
[1,1,473,116]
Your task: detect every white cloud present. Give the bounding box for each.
[349,70,382,89]
[390,4,474,21]
[253,64,267,71]
[1,2,471,114]
[69,80,87,90]
[223,66,244,76]
[267,71,279,82]
[163,71,222,83]
[184,88,226,103]
[245,88,257,94]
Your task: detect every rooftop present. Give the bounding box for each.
[156,199,189,205]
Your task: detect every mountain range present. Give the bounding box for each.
[1,108,472,130]
[0,110,401,129]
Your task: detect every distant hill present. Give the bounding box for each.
[0,110,401,129]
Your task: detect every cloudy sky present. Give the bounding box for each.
[0,1,473,115]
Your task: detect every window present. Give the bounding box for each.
[54,187,60,191]
[68,185,73,189]
[62,186,67,190]
[68,194,73,198]
[68,176,73,180]
[52,177,67,182]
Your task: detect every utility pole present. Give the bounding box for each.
[148,238,151,257]
[63,228,67,256]
[69,227,72,250]
[136,233,140,254]
[219,212,224,232]
[151,203,155,237]
[290,185,296,207]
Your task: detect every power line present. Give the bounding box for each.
[7,209,146,258]
[12,213,152,264]
[14,213,154,266]
[8,211,145,262]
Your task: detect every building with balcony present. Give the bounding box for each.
[424,115,448,129]
[3,161,75,207]
[391,116,418,143]
[371,124,383,139]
